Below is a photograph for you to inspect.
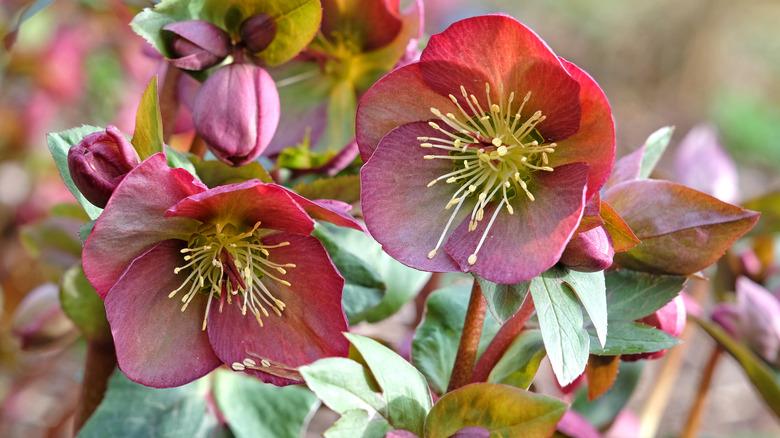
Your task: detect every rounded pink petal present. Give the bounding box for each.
[207,233,349,386]
[276,186,363,231]
[444,163,589,284]
[360,122,467,273]
[105,240,221,388]
[83,153,205,298]
[549,58,616,198]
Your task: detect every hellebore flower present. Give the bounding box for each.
[624,295,686,361]
[193,63,280,166]
[11,283,75,351]
[67,125,140,208]
[560,226,615,272]
[82,153,361,387]
[162,20,231,71]
[356,15,616,284]
[673,124,738,203]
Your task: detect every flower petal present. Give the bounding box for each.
[356,62,455,160]
[549,58,616,198]
[207,233,349,386]
[166,180,316,235]
[83,153,204,298]
[278,186,363,231]
[361,122,468,273]
[104,240,220,388]
[444,163,589,284]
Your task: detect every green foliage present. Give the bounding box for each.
[477,277,529,323]
[46,125,104,219]
[60,265,109,341]
[487,330,546,389]
[293,175,361,204]
[131,77,164,160]
[191,156,272,186]
[572,361,644,428]
[165,146,198,175]
[412,285,500,394]
[638,126,674,178]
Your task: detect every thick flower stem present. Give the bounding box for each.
[680,346,723,438]
[470,294,536,383]
[448,279,487,392]
[74,339,116,433]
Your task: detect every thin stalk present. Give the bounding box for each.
[73,339,116,433]
[447,279,487,391]
[681,346,723,438]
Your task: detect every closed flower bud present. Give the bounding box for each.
[67,125,140,208]
[239,14,276,53]
[162,20,231,71]
[560,226,615,272]
[11,284,75,351]
[624,295,686,361]
[193,63,280,166]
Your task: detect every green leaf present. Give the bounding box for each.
[638,126,674,178]
[423,383,566,438]
[589,321,678,356]
[131,77,164,160]
[165,146,198,175]
[293,175,361,204]
[412,285,500,395]
[191,156,272,186]
[572,361,644,428]
[743,191,780,235]
[47,125,104,219]
[487,329,546,389]
[315,223,430,324]
[79,220,95,245]
[345,334,432,435]
[20,214,83,264]
[693,316,780,417]
[605,270,686,322]
[213,370,318,438]
[476,277,528,323]
[60,265,109,341]
[78,371,221,438]
[563,269,607,347]
[325,409,390,438]
[130,0,202,58]
[320,80,357,153]
[529,267,590,386]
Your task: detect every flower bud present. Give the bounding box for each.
[67,125,140,208]
[560,226,615,272]
[624,295,686,361]
[239,14,276,53]
[162,20,231,71]
[193,63,280,166]
[11,283,75,351]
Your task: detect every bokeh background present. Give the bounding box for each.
[1,0,778,436]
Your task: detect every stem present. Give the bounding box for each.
[412,272,442,328]
[680,346,723,438]
[447,280,487,392]
[470,294,535,383]
[73,339,116,433]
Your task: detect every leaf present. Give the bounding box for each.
[606,180,759,275]
[563,270,607,348]
[320,80,357,153]
[423,383,566,438]
[325,409,391,438]
[412,285,500,395]
[572,361,644,428]
[20,213,83,266]
[131,77,165,160]
[47,125,104,219]
[529,268,590,386]
[78,370,221,438]
[600,201,640,253]
[165,146,198,176]
[191,157,273,187]
[487,329,546,389]
[293,175,361,204]
[693,316,780,418]
[345,334,432,436]
[60,265,109,342]
[589,321,678,356]
[2,0,52,49]
[604,270,686,322]
[213,370,318,438]
[585,355,621,400]
[743,191,780,235]
[638,126,675,178]
[477,277,529,323]
[79,220,95,245]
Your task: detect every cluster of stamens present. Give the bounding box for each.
[422,83,557,265]
[169,221,295,330]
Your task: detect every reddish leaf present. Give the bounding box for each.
[600,200,640,253]
[585,354,620,400]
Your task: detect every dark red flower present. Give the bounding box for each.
[82,154,361,387]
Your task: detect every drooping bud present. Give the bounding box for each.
[67,125,140,208]
[162,20,231,71]
[239,14,276,53]
[560,226,615,272]
[11,283,75,351]
[193,63,280,166]
[624,295,686,361]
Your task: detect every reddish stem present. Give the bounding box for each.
[470,294,536,383]
[447,280,487,392]
[412,272,442,327]
[680,346,723,438]
[73,339,116,433]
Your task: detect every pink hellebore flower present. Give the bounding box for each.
[82,154,361,387]
[357,15,615,284]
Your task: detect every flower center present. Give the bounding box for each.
[169,221,295,330]
[422,83,557,265]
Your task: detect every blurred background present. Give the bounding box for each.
[0,0,778,436]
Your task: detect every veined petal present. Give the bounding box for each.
[207,233,349,386]
[278,186,363,231]
[444,163,589,284]
[104,240,221,388]
[83,153,204,298]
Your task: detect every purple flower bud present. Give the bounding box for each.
[624,295,686,361]
[67,125,140,208]
[560,226,615,272]
[162,20,231,71]
[11,284,75,351]
[735,277,780,366]
[239,14,276,53]
[193,63,280,166]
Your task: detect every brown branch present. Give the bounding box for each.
[447,280,487,392]
[681,346,723,438]
[73,339,116,433]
